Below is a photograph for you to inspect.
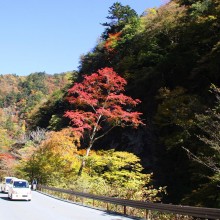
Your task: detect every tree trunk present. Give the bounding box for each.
[78,159,85,176]
[77,143,93,176]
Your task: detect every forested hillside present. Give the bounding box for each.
[75,0,220,207]
[0,0,219,209]
[0,71,72,147]
[0,72,72,121]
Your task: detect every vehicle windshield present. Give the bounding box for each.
[6,178,12,184]
[13,181,29,188]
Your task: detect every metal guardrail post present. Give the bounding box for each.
[124,205,126,215]
[146,210,151,220]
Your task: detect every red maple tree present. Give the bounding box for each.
[64,67,144,175]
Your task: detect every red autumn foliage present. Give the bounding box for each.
[64,67,144,174]
[65,67,144,138]
[0,153,14,160]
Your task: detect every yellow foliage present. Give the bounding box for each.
[42,128,80,155]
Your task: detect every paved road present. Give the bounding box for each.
[0,191,135,220]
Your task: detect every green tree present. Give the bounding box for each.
[102,2,138,39]
[181,85,220,207]
[186,87,220,174]
[154,87,205,203]
[84,150,165,201]
[18,128,79,185]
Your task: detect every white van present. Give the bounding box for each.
[0,176,17,193]
[8,179,31,201]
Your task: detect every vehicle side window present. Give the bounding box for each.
[6,179,12,184]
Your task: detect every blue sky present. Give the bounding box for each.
[0,1,164,76]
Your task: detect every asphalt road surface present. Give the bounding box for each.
[0,191,135,220]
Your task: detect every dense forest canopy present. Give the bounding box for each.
[0,0,220,209]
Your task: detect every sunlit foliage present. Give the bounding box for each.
[65,67,144,175]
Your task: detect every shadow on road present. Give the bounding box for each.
[0,192,28,202]
[0,196,10,201]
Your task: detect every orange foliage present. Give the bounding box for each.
[0,155,17,176]
[41,128,80,155]
[77,149,95,156]
[104,32,122,52]
[77,149,87,156]
[0,153,14,160]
